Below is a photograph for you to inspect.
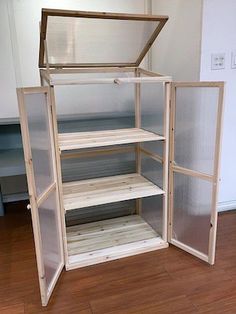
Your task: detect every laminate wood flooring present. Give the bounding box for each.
[1,201,236,313]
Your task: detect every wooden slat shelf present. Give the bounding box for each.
[63,173,164,211]
[66,215,168,269]
[58,128,164,151]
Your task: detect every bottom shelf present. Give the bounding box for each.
[66,215,168,269]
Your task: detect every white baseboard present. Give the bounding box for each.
[218,200,236,212]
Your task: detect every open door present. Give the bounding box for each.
[168,82,224,264]
[17,87,64,306]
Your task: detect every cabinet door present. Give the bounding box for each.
[168,82,224,264]
[17,87,64,305]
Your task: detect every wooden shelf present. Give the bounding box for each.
[66,215,168,269]
[58,128,164,151]
[63,173,164,211]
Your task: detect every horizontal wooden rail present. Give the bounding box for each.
[37,182,57,206]
[114,76,172,84]
[50,76,172,86]
[60,146,135,159]
[140,147,163,164]
[172,164,214,182]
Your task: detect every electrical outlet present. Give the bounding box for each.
[211,53,225,70]
[231,51,236,69]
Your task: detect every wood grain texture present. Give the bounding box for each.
[63,173,164,211]
[1,202,236,313]
[66,215,166,269]
[58,128,164,151]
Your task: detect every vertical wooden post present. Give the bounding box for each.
[208,83,225,265]
[135,68,142,215]
[44,39,50,75]
[48,86,69,267]
[167,83,176,242]
[162,82,170,243]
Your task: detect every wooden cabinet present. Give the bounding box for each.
[17,9,224,306]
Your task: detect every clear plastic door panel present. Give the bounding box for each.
[24,92,54,196]
[169,82,224,264]
[17,87,64,306]
[172,173,213,255]
[174,87,219,175]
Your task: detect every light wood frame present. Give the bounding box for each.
[39,9,168,68]
[19,73,224,307]
[17,87,64,306]
[40,67,171,86]
[168,81,225,265]
[15,7,226,308]
[39,65,171,267]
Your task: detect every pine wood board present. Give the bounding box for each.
[66,215,167,269]
[63,173,164,211]
[58,128,164,151]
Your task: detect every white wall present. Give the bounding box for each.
[200,0,236,208]
[0,0,147,120]
[0,1,18,120]
[151,0,202,81]
[151,0,236,210]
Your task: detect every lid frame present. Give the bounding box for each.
[39,8,168,69]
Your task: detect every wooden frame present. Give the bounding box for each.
[17,87,64,306]
[15,8,227,306]
[168,81,225,264]
[18,70,225,307]
[39,69,171,87]
[49,86,70,268]
[135,68,142,215]
[39,65,171,269]
[39,9,168,68]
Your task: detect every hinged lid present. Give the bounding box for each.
[39,8,168,68]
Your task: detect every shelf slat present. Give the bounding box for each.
[66,215,168,269]
[59,128,164,151]
[63,173,164,211]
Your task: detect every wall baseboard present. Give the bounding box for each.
[218,200,236,212]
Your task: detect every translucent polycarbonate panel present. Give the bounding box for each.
[141,141,163,158]
[174,87,219,175]
[172,173,213,255]
[58,115,134,134]
[141,83,165,135]
[25,93,54,196]
[46,16,159,65]
[54,82,135,118]
[66,200,135,226]
[141,195,163,236]
[61,148,135,182]
[141,154,163,189]
[38,191,62,289]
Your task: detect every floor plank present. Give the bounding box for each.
[1,202,236,313]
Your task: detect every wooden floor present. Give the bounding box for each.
[1,202,236,314]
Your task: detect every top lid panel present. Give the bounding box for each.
[39,9,168,68]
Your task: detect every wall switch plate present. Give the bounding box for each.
[231,51,236,69]
[211,53,225,70]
